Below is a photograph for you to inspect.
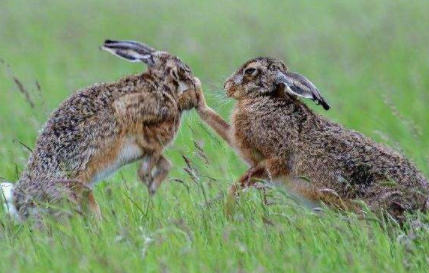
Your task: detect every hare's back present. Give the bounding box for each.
[299,117,428,188]
[23,81,138,180]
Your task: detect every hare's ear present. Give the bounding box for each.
[100,40,156,66]
[275,71,330,110]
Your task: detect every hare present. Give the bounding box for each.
[0,40,201,222]
[196,57,429,222]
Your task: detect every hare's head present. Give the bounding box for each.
[224,57,330,110]
[101,40,198,98]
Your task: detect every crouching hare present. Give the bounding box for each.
[1,40,201,222]
[196,57,429,223]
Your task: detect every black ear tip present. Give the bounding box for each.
[322,102,330,111]
[313,96,331,111]
[104,39,116,45]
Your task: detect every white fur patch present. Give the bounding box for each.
[89,137,142,186]
[178,81,190,94]
[100,46,151,63]
[1,182,22,223]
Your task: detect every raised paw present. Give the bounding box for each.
[144,173,153,186]
[147,181,158,196]
[139,171,158,195]
[138,168,153,184]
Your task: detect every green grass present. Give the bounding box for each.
[1,0,429,272]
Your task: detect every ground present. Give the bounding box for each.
[1,0,429,272]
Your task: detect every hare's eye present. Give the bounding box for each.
[244,68,256,75]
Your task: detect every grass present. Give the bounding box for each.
[1,0,429,272]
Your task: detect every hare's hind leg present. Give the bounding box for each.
[59,180,101,220]
[82,191,102,221]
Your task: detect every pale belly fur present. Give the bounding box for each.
[89,137,144,187]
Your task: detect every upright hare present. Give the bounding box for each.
[1,40,201,222]
[196,57,429,222]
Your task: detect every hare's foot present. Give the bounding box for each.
[226,158,288,208]
[224,165,266,219]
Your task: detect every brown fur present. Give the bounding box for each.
[196,57,429,222]
[11,41,200,221]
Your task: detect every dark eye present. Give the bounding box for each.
[244,68,256,75]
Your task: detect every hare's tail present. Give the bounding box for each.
[1,182,22,222]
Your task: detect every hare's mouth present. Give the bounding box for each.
[225,86,241,99]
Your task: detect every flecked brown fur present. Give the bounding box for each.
[12,40,200,221]
[196,57,429,222]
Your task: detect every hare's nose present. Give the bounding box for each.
[224,81,232,90]
[193,77,201,89]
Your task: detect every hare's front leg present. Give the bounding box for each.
[228,163,267,198]
[138,153,160,185]
[138,154,171,195]
[228,157,288,196]
[148,155,172,195]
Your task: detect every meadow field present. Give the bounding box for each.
[1,0,429,272]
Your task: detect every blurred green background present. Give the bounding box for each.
[1,0,429,272]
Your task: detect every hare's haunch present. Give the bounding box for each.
[196,57,428,222]
[1,40,201,222]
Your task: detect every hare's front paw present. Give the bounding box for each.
[138,169,153,185]
[142,174,160,196]
[147,181,158,196]
[140,171,163,196]
[144,174,154,186]
[195,84,208,111]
